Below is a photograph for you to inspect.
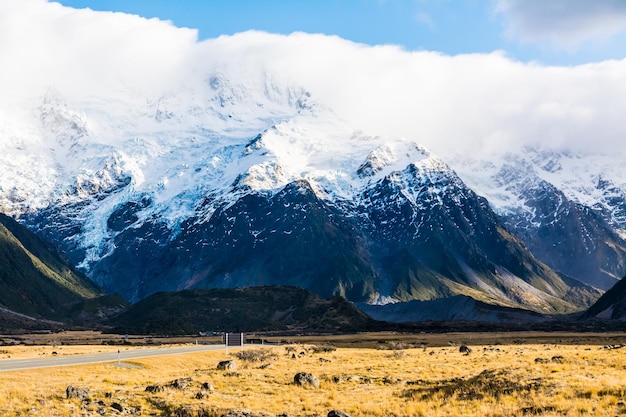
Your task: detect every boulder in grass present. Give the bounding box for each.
[145,384,165,393]
[459,345,472,355]
[169,377,193,390]
[220,410,276,417]
[195,391,209,399]
[65,386,90,402]
[217,360,236,370]
[293,372,320,388]
[328,411,351,417]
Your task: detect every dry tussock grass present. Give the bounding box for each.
[1,342,626,416]
[0,344,125,360]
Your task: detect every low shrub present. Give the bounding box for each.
[234,348,278,362]
[310,344,336,353]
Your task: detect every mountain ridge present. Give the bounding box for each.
[1,76,624,317]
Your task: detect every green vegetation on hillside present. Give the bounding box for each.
[0,213,102,321]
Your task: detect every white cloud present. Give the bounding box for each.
[223,32,626,155]
[0,0,198,102]
[2,0,626,157]
[495,0,626,50]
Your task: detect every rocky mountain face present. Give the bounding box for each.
[451,150,626,293]
[2,74,625,318]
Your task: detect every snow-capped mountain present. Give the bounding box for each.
[449,149,626,290]
[1,70,624,315]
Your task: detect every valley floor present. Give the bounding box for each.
[1,332,626,416]
[4,330,626,349]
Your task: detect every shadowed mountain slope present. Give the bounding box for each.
[0,213,102,320]
[581,277,626,320]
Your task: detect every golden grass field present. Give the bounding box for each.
[1,333,626,416]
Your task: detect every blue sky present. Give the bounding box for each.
[55,0,626,66]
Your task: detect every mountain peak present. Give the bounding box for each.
[2,61,625,316]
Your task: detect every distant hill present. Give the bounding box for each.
[580,277,626,320]
[357,295,548,324]
[0,213,103,322]
[108,286,379,335]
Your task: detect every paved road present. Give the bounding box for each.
[0,344,225,372]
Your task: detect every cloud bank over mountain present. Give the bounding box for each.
[2,0,626,156]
